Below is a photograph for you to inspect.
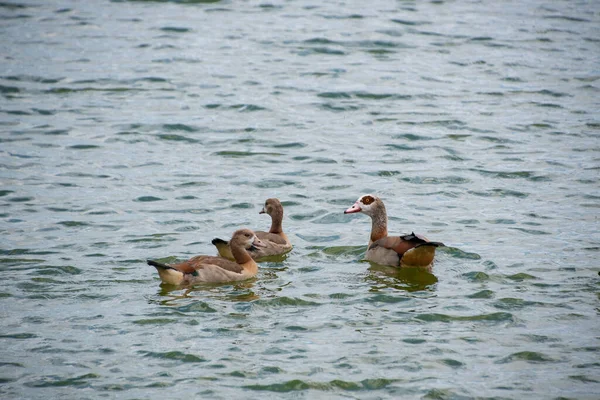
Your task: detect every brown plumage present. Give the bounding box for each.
[147,228,265,285]
[212,198,292,260]
[344,195,444,269]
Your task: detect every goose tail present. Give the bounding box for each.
[211,238,234,259]
[147,259,184,285]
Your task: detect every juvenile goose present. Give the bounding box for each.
[344,194,444,269]
[147,228,265,285]
[212,198,292,259]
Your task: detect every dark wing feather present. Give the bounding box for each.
[369,232,442,255]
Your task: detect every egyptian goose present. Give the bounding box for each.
[212,198,292,259]
[344,194,444,269]
[147,228,266,285]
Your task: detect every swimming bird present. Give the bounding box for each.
[344,194,444,269]
[212,198,292,259]
[147,228,266,285]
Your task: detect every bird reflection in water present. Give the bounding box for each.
[156,279,260,304]
[366,262,438,292]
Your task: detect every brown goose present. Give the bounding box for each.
[212,198,292,259]
[344,194,444,269]
[147,228,265,285]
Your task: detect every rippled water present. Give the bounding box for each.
[1,0,599,398]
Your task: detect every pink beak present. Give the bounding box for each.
[344,203,361,214]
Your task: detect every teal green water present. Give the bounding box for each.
[1,0,599,398]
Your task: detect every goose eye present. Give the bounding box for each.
[245,233,251,237]
[362,195,374,205]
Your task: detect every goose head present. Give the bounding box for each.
[259,198,283,216]
[344,194,385,217]
[230,228,266,250]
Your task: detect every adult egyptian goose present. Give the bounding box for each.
[212,198,292,259]
[344,194,444,269]
[147,228,266,285]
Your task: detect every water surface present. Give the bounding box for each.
[1,0,599,398]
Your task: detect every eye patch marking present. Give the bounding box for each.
[362,195,375,205]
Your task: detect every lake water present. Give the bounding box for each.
[1,0,599,398]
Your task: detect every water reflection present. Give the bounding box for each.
[254,253,291,263]
[366,263,438,292]
[156,279,260,303]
